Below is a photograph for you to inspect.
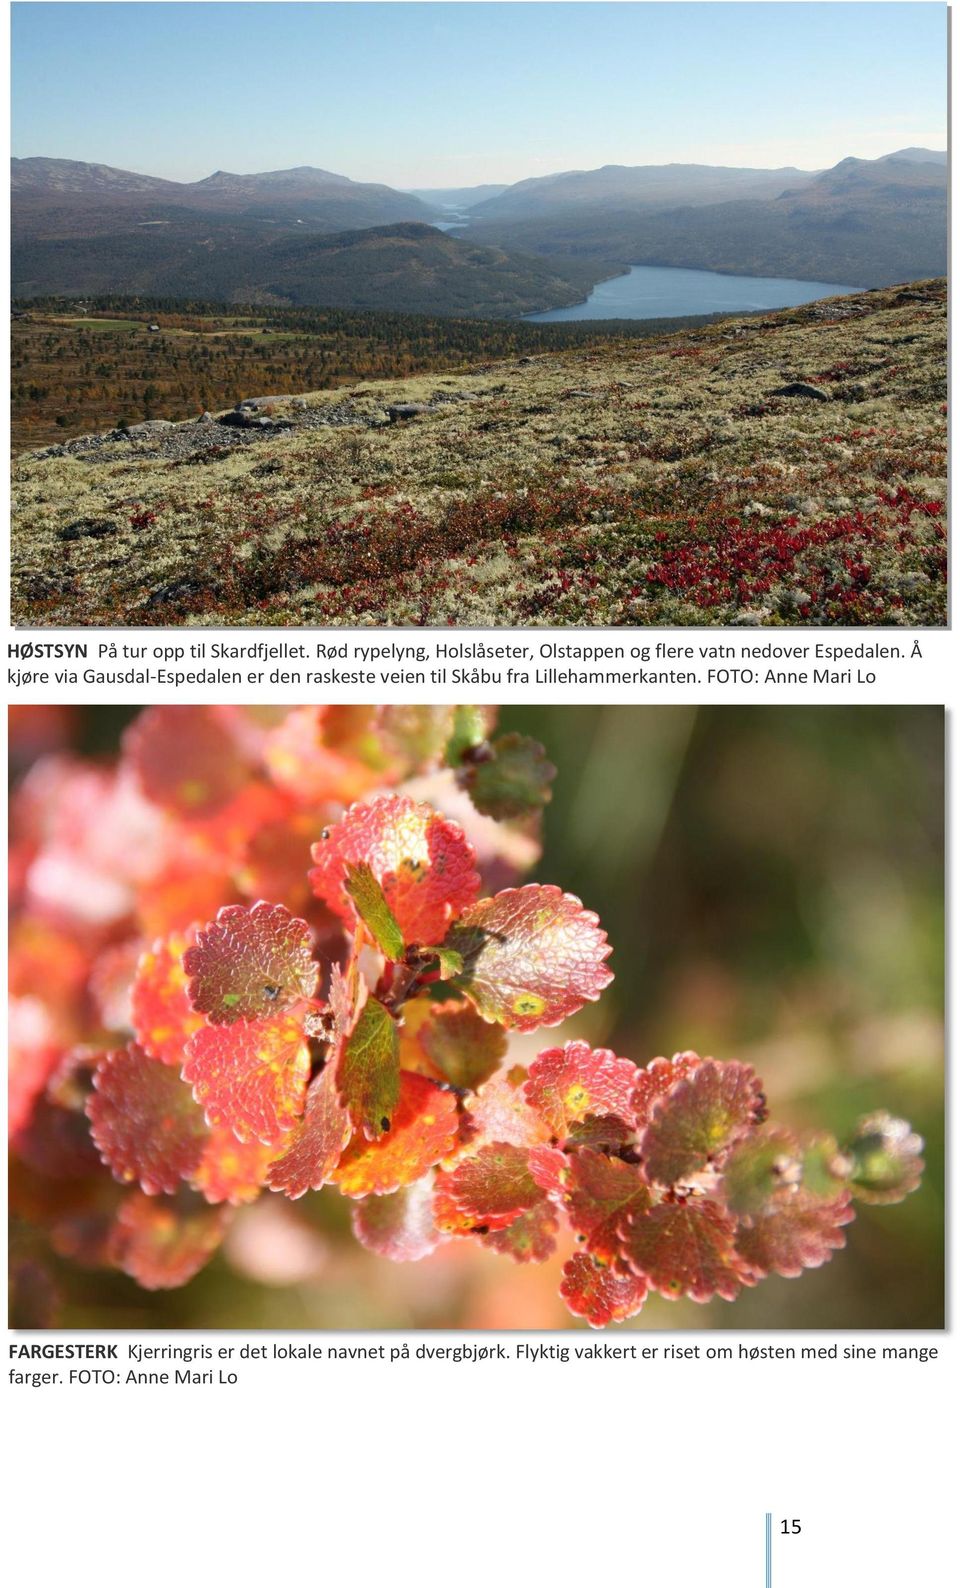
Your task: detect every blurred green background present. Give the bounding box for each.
[12,705,944,1330]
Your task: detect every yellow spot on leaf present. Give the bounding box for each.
[564,1083,590,1115]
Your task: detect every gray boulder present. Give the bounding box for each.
[769,381,831,402]
[238,396,298,411]
[217,409,293,432]
[124,420,174,438]
[386,403,431,422]
[58,517,118,542]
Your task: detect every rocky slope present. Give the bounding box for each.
[11,279,945,628]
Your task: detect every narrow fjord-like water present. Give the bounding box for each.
[525,263,862,321]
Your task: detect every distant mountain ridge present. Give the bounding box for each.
[12,156,443,234]
[11,148,947,308]
[877,147,946,164]
[463,150,947,290]
[11,156,182,196]
[468,161,821,220]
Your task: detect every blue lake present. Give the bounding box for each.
[525,264,862,322]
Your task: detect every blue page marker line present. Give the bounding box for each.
[765,1514,772,1588]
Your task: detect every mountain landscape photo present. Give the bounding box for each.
[10,1,948,627]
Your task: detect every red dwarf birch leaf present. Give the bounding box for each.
[87,1045,208,1196]
[183,783,291,871]
[338,995,400,1141]
[631,1052,703,1127]
[564,1114,636,1151]
[460,733,556,821]
[432,1169,481,1235]
[720,1126,803,1219]
[191,1127,275,1207]
[235,804,330,914]
[184,901,317,1025]
[263,706,388,804]
[310,795,480,947]
[396,993,440,1079]
[131,931,205,1068]
[265,1064,352,1199]
[465,1066,551,1150]
[843,1111,925,1205]
[560,1253,647,1328]
[344,862,406,961]
[109,1191,231,1290]
[417,1001,508,1091]
[182,1013,310,1146]
[124,705,250,818]
[332,1073,459,1199]
[446,884,612,1032]
[736,1191,855,1279]
[448,1142,542,1224]
[528,1144,569,1197]
[563,1149,651,1264]
[482,1199,558,1263]
[640,1059,766,1187]
[619,1197,746,1302]
[525,1041,637,1138]
[351,1176,444,1262]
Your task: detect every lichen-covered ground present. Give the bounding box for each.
[11,279,946,627]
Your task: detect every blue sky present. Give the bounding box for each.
[11,3,947,188]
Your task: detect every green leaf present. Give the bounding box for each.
[720,1126,803,1219]
[444,705,490,767]
[843,1112,924,1205]
[344,862,405,961]
[338,995,400,1141]
[801,1134,852,1201]
[463,733,556,820]
[420,945,464,980]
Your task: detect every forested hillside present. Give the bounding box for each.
[11,298,726,451]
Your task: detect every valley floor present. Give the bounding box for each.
[10,280,946,628]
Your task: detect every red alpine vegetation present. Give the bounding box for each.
[8,705,925,1323]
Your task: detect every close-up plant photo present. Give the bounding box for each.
[8,704,943,1329]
